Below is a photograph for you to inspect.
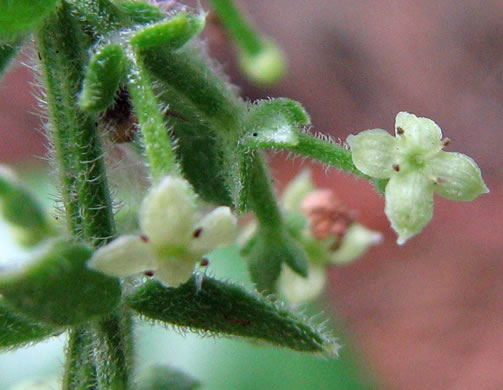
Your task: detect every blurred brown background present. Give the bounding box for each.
[1,1,502,389]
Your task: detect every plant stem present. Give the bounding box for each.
[287,132,388,191]
[37,2,115,245]
[290,132,366,178]
[37,2,131,388]
[92,310,133,390]
[62,327,98,390]
[207,0,263,55]
[247,153,282,230]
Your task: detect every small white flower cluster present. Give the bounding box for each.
[89,176,237,287]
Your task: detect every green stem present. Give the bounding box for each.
[92,310,133,390]
[247,153,282,230]
[37,2,115,245]
[207,0,263,55]
[128,58,179,181]
[62,327,98,390]
[288,132,388,191]
[290,132,366,178]
[37,3,131,389]
[207,0,285,85]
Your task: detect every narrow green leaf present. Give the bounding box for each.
[0,240,121,326]
[148,63,244,208]
[170,118,233,206]
[0,166,53,246]
[0,0,59,38]
[137,365,201,390]
[0,297,58,350]
[128,59,180,180]
[130,12,205,51]
[241,98,310,149]
[79,43,125,113]
[244,226,309,293]
[127,277,339,355]
[118,1,165,25]
[140,45,244,131]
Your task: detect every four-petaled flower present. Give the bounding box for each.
[347,112,489,244]
[89,176,237,286]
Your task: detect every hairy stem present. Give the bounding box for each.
[291,133,366,177]
[63,327,98,390]
[247,153,282,230]
[92,310,133,390]
[37,2,131,389]
[288,132,388,191]
[37,2,115,245]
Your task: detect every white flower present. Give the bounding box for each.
[89,176,237,287]
[347,112,489,244]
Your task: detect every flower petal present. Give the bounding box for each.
[330,223,382,265]
[278,263,326,304]
[190,207,237,257]
[347,129,396,178]
[154,257,195,287]
[429,151,489,201]
[140,176,196,247]
[88,235,156,277]
[395,112,443,152]
[385,172,434,245]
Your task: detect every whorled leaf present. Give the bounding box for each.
[0,297,59,350]
[0,240,121,326]
[170,117,233,206]
[243,227,309,293]
[118,1,165,25]
[127,277,339,355]
[79,43,126,113]
[130,12,205,51]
